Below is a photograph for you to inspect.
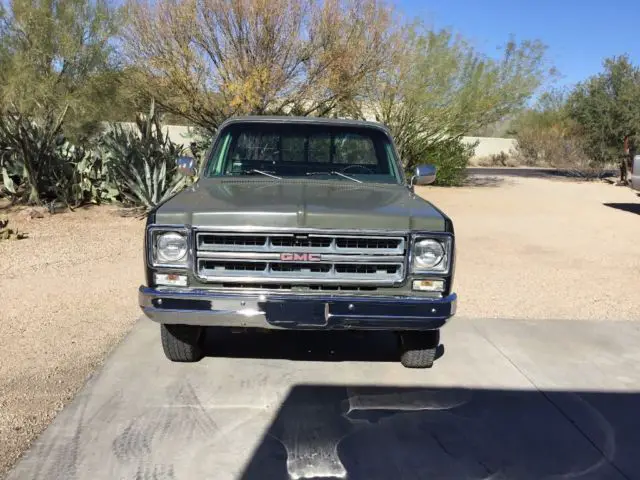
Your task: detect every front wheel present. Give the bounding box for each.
[398,330,440,368]
[161,324,204,362]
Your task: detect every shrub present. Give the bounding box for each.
[513,125,606,177]
[475,151,519,167]
[100,101,188,210]
[413,137,475,186]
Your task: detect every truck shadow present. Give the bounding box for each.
[463,175,506,187]
[603,202,640,215]
[200,328,445,364]
[239,384,638,480]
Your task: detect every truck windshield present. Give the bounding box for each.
[204,123,403,184]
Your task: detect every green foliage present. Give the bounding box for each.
[418,138,475,187]
[0,0,555,194]
[512,89,574,164]
[0,107,116,207]
[362,26,551,183]
[0,100,188,210]
[566,55,640,167]
[100,101,187,209]
[0,107,69,204]
[510,89,608,177]
[0,0,128,138]
[512,60,640,180]
[52,144,119,207]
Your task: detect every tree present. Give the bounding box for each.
[0,0,125,137]
[123,0,396,132]
[567,55,640,182]
[354,25,550,183]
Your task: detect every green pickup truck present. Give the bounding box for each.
[139,116,457,368]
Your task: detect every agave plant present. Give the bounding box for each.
[0,107,69,204]
[0,106,116,207]
[0,105,120,208]
[100,100,187,209]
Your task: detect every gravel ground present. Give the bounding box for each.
[418,176,640,320]
[0,206,144,478]
[1,176,640,476]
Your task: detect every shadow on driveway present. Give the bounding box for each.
[241,385,636,480]
[201,328,445,364]
[603,202,640,215]
[463,175,506,188]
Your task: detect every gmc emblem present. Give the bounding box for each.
[280,253,321,262]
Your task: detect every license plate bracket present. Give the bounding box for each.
[261,301,328,326]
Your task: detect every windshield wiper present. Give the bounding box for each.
[243,169,282,179]
[306,171,362,183]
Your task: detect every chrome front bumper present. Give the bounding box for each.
[139,286,456,331]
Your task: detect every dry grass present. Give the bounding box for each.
[473,152,520,167]
[2,177,640,476]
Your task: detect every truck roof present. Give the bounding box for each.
[219,115,391,133]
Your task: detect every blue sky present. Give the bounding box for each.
[397,0,639,90]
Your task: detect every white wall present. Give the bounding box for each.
[153,125,518,160]
[109,123,201,147]
[462,136,518,160]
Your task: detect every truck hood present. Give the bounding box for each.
[154,179,446,232]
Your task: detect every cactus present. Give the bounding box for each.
[0,107,118,209]
[100,100,187,210]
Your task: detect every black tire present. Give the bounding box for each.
[399,330,440,369]
[161,324,204,362]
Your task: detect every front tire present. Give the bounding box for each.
[161,324,204,362]
[399,330,440,368]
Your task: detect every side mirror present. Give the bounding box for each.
[411,164,437,186]
[177,156,197,177]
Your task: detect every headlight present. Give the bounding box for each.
[156,232,188,264]
[412,238,450,273]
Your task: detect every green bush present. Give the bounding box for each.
[407,137,474,187]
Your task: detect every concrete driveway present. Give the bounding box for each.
[7,318,640,480]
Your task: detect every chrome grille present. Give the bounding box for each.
[195,232,407,286]
[196,233,404,255]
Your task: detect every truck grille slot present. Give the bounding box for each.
[195,231,407,286]
[270,236,332,248]
[200,261,267,272]
[335,238,401,250]
[271,263,332,273]
[199,235,267,249]
[335,264,400,275]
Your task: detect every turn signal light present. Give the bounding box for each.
[154,273,188,287]
[412,279,445,292]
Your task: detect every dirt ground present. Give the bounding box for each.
[419,176,640,320]
[0,206,145,477]
[1,176,640,476]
